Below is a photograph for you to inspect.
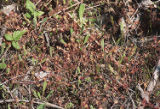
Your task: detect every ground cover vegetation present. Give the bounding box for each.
[0,0,160,108]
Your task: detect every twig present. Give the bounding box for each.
[0,66,33,86]
[0,99,64,109]
[136,84,149,103]
[0,44,11,61]
[85,4,103,10]
[35,101,64,109]
[35,0,41,6]
[53,1,81,16]
[147,59,160,92]
[129,93,136,109]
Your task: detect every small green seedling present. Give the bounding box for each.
[83,34,90,44]
[0,58,6,70]
[42,80,47,96]
[0,63,6,70]
[37,104,45,109]
[90,105,96,109]
[79,4,85,22]
[79,3,86,27]
[65,102,74,109]
[4,30,26,49]
[25,0,44,25]
[70,27,73,35]
[33,90,41,99]
[101,38,104,52]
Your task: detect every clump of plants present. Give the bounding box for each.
[4,30,26,49]
[25,0,44,25]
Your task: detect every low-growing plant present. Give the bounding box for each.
[37,104,45,109]
[32,80,53,108]
[79,3,87,27]
[65,102,74,109]
[83,34,90,44]
[25,0,44,25]
[101,38,104,52]
[4,30,26,49]
[0,62,6,69]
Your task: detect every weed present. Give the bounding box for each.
[0,0,160,108]
[0,62,6,70]
[83,34,90,44]
[65,102,74,109]
[4,30,26,49]
[101,38,104,52]
[25,0,44,25]
[79,3,87,27]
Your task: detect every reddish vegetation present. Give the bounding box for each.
[0,0,160,108]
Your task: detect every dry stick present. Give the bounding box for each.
[85,4,103,10]
[0,99,64,109]
[0,44,11,61]
[137,59,160,103]
[129,93,136,109]
[35,0,41,6]
[147,59,160,92]
[0,66,33,86]
[53,1,81,16]
[136,84,149,103]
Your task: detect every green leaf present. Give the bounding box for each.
[37,91,41,99]
[60,38,67,45]
[24,12,31,19]
[37,104,45,109]
[65,102,74,109]
[83,35,90,44]
[69,0,74,6]
[8,104,11,109]
[119,52,126,64]
[49,47,53,57]
[33,14,37,25]
[6,68,10,74]
[13,30,26,41]
[63,0,66,4]
[46,90,53,99]
[33,90,38,98]
[101,38,104,51]
[85,77,91,82]
[78,79,81,86]
[76,66,80,74]
[96,64,100,73]
[41,17,47,24]
[70,28,73,35]
[0,43,6,55]
[0,63,7,69]
[26,0,36,13]
[108,64,117,75]
[156,90,160,96]
[34,11,44,17]
[12,41,20,49]
[79,4,85,22]
[90,105,96,109]
[33,11,44,25]
[4,34,13,41]
[42,80,47,96]
[89,18,96,23]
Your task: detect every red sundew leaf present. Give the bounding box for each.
[80,76,84,80]
[122,83,128,89]
[72,22,79,31]
[55,75,62,82]
[41,66,47,71]
[130,67,138,74]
